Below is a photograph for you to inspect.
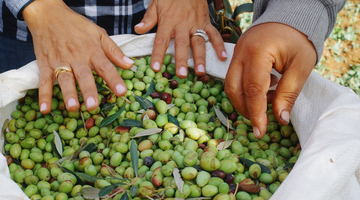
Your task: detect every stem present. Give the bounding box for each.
[154,186,177,193]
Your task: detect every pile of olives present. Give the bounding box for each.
[2,55,301,200]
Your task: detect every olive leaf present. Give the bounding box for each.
[76,172,100,183]
[281,163,295,171]
[69,142,97,162]
[143,114,150,121]
[134,95,154,110]
[100,105,125,128]
[107,129,115,148]
[61,167,86,185]
[82,187,101,199]
[170,137,181,142]
[102,102,118,111]
[167,113,180,127]
[104,164,119,176]
[96,82,108,92]
[239,157,271,174]
[51,142,62,159]
[130,185,138,196]
[130,139,139,177]
[53,130,63,157]
[120,119,143,128]
[167,104,175,110]
[173,168,184,193]
[120,193,130,200]
[132,128,162,138]
[1,119,9,154]
[134,109,145,114]
[179,129,185,142]
[214,107,234,130]
[54,154,73,165]
[130,65,138,72]
[99,184,118,198]
[144,79,156,97]
[217,139,235,150]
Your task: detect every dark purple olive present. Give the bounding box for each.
[224,173,235,184]
[160,92,173,104]
[143,156,155,168]
[150,91,160,99]
[170,80,178,89]
[211,170,226,179]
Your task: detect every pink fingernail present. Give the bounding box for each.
[179,67,187,76]
[40,103,47,112]
[253,126,260,138]
[116,84,126,95]
[86,96,96,108]
[197,64,205,73]
[280,110,290,124]
[123,56,134,64]
[135,22,144,27]
[153,62,161,71]
[222,51,228,58]
[68,98,77,108]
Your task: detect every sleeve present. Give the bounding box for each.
[245,0,346,63]
[4,0,34,20]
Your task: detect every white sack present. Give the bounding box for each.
[1,33,360,200]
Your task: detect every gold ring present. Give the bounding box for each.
[54,66,72,80]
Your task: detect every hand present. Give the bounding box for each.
[23,0,134,114]
[224,23,317,138]
[134,0,227,78]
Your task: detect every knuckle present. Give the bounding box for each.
[58,72,74,82]
[244,83,265,97]
[192,37,205,46]
[38,76,53,87]
[97,62,115,75]
[279,91,299,106]
[74,68,92,81]
[175,37,189,48]
[154,35,169,46]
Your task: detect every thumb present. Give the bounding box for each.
[134,3,158,34]
[272,61,314,125]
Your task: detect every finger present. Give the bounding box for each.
[56,66,80,112]
[224,49,248,118]
[191,31,206,76]
[272,60,313,125]
[38,64,55,114]
[100,31,134,69]
[71,60,100,111]
[90,50,127,98]
[150,23,173,73]
[205,23,227,61]
[134,1,158,34]
[243,57,273,139]
[174,26,190,79]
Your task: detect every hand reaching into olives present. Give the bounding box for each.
[224,23,317,139]
[134,0,228,78]
[23,0,133,114]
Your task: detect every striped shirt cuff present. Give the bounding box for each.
[4,0,34,20]
[247,0,346,64]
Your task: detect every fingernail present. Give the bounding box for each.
[135,22,144,27]
[179,67,187,76]
[86,96,96,108]
[280,110,290,124]
[153,62,161,71]
[116,84,126,95]
[68,98,77,108]
[40,103,47,112]
[253,126,260,138]
[197,64,205,73]
[222,51,228,58]
[123,56,134,64]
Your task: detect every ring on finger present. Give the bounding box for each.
[54,66,73,80]
[191,29,209,42]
